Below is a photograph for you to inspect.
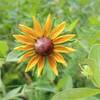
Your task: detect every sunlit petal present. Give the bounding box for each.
[13,35,34,45]
[54,45,75,53]
[19,24,37,39]
[14,45,33,51]
[33,16,43,37]
[37,56,45,77]
[25,55,40,72]
[18,51,35,63]
[50,22,66,39]
[53,52,67,66]
[44,14,52,37]
[53,34,75,44]
[48,55,58,76]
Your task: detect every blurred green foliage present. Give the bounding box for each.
[0,0,100,100]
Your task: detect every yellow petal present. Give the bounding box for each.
[25,33,37,42]
[25,55,40,72]
[19,24,36,39]
[18,51,35,63]
[53,52,67,66]
[53,34,75,44]
[48,55,58,76]
[37,56,45,77]
[14,45,33,51]
[13,35,34,45]
[54,45,75,53]
[44,14,52,37]
[33,16,43,37]
[50,22,66,39]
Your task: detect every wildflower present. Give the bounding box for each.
[13,15,75,77]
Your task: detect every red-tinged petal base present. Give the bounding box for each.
[35,37,53,56]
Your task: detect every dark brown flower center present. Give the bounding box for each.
[34,37,54,56]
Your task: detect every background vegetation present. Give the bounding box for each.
[0,0,100,100]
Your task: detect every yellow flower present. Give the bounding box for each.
[13,14,75,77]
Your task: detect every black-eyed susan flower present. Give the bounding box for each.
[13,15,75,77]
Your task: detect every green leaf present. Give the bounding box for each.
[6,51,19,62]
[89,44,100,69]
[0,41,8,58]
[3,71,19,85]
[2,87,22,100]
[44,58,56,82]
[56,75,73,91]
[0,70,6,95]
[0,58,4,68]
[88,44,100,87]
[52,88,100,100]
[67,19,79,32]
[75,96,100,100]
